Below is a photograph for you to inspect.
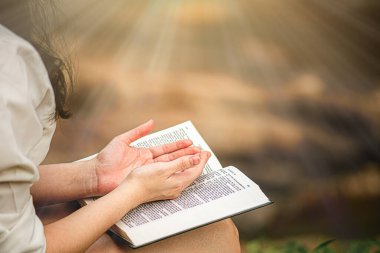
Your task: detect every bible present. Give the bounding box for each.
[79,121,272,248]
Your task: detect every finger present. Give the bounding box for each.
[159,154,202,176]
[153,146,201,162]
[150,139,193,158]
[172,151,211,187]
[118,120,154,144]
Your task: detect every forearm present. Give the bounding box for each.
[42,152,207,253]
[44,182,141,253]
[31,160,97,207]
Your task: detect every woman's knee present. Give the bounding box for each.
[166,218,240,253]
[225,218,239,239]
[217,219,240,252]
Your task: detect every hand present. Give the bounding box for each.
[92,120,201,195]
[122,151,211,205]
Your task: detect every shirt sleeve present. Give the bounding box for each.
[0,35,48,253]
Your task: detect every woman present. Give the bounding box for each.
[0,1,240,253]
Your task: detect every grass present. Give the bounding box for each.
[244,239,380,253]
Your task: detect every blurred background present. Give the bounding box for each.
[44,0,380,251]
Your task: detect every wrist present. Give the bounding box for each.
[118,179,146,208]
[76,158,99,197]
[119,175,149,205]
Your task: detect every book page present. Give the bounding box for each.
[115,166,270,247]
[130,121,223,174]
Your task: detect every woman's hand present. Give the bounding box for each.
[92,120,201,195]
[42,151,210,253]
[122,151,211,205]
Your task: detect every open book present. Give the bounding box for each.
[80,121,272,248]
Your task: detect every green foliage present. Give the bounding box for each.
[283,241,307,253]
[313,239,335,253]
[245,238,380,253]
[347,240,380,253]
[246,241,261,253]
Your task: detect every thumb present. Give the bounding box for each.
[172,151,210,187]
[118,119,154,144]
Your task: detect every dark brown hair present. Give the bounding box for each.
[0,0,72,119]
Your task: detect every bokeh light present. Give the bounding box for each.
[39,0,380,248]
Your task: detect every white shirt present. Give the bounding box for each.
[0,24,56,253]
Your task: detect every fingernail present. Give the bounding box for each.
[192,155,200,165]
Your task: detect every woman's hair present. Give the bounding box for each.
[0,0,72,119]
